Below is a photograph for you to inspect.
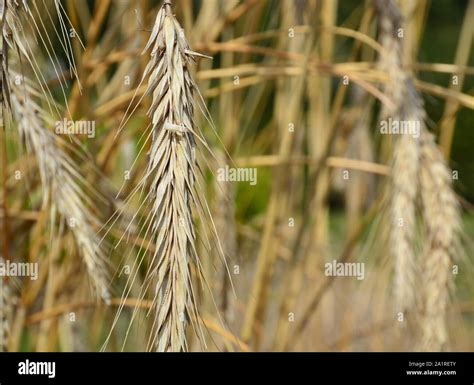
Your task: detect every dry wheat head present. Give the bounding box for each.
[10,74,111,303]
[141,1,206,352]
[376,0,419,314]
[418,128,460,351]
[376,0,462,350]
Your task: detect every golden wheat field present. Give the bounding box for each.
[0,0,473,353]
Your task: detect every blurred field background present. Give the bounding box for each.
[1,0,473,352]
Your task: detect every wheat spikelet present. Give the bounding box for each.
[10,74,111,303]
[376,0,419,313]
[418,129,460,351]
[140,1,207,352]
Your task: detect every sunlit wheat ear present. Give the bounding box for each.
[138,1,211,352]
[376,0,418,314]
[418,129,460,351]
[10,73,111,303]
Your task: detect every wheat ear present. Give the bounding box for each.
[141,1,206,352]
[10,74,111,303]
[376,0,418,313]
[376,0,462,349]
[418,129,460,351]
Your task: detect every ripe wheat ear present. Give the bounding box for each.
[376,0,462,350]
[418,128,460,351]
[138,1,212,352]
[376,0,418,314]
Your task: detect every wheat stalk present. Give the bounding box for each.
[10,74,111,303]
